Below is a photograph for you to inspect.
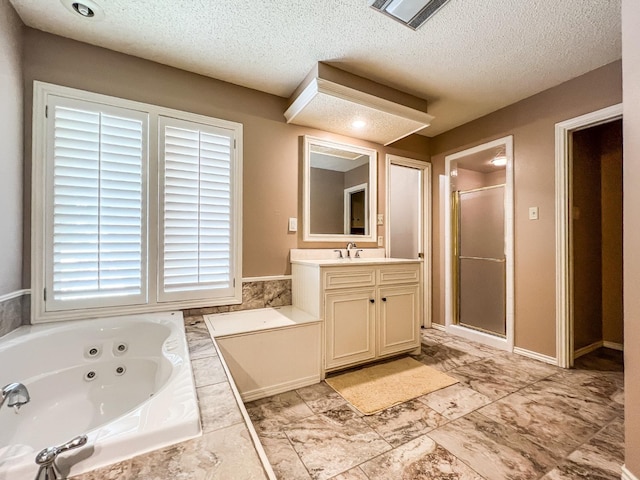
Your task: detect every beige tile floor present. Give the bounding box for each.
[246,329,624,480]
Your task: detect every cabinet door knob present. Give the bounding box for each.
[382,297,387,302]
[369,299,375,303]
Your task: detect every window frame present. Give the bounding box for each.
[32,81,243,323]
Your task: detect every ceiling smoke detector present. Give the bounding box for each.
[369,0,451,30]
[61,0,104,20]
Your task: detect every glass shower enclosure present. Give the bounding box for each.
[452,185,506,337]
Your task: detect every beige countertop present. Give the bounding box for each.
[291,257,422,267]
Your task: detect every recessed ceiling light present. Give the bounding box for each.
[491,156,508,167]
[61,0,104,20]
[352,120,366,128]
[73,2,94,17]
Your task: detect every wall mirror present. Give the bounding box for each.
[303,136,377,242]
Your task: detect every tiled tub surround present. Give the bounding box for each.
[246,329,625,480]
[71,315,273,480]
[184,279,292,318]
[0,291,29,338]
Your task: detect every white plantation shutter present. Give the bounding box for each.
[45,96,147,310]
[34,83,242,320]
[159,116,237,301]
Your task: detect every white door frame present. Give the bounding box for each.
[385,155,432,328]
[554,103,623,368]
[444,136,515,351]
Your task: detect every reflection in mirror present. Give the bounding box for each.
[303,136,377,242]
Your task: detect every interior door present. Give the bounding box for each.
[389,164,422,259]
[387,158,429,327]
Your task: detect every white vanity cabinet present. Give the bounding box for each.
[292,259,421,373]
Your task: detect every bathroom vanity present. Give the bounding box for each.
[291,250,422,373]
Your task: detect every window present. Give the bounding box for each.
[32,83,242,322]
[159,117,236,301]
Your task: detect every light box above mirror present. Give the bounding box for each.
[303,136,377,242]
[286,63,434,145]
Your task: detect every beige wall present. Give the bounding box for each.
[572,128,603,350]
[600,120,623,346]
[430,61,622,357]
[21,28,430,283]
[0,2,23,295]
[623,0,640,472]
[310,168,344,234]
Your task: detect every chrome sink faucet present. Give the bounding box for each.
[1,383,30,412]
[346,242,357,258]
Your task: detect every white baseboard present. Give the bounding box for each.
[513,347,557,365]
[0,289,30,303]
[603,341,624,351]
[574,341,603,359]
[622,465,639,480]
[430,323,446,331]
[239,375,321,403]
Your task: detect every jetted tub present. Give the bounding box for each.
[0,311,201,479]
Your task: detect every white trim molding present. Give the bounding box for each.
[622,465,639,480]
[513,347,557,366]
[603,341,623,351]
[554,103,623,368]
[0,289,30,303]
[429,322,446,331]
[574,341,603,359]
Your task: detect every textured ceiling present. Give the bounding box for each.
[10,0,621,137]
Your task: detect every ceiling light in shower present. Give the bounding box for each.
[369,0,451,30]
[352,120,366,128]
[491,155,508,167]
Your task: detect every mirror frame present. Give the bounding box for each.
[303,135,377,242]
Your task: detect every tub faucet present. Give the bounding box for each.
[35,435,88,480]
[1,382,30,411]
[346,242,357,258]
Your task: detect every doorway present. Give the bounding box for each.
[385,155,431,328]
[444,136,514,351]
[344,184,367,235]
[555,105,623,368]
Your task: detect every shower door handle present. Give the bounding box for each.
[458,256,505,263]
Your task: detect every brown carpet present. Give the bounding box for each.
[325,357,459,415]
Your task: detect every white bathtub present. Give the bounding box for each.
[0,311,201,480]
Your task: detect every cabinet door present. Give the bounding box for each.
[325,289,376,370]
[377,284,420,357]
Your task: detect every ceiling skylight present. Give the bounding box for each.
[369,0,451,30]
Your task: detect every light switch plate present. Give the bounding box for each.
[288,217,297,232]
[528,207,539,220]
[377,214,384,225]
[377,236,383,247]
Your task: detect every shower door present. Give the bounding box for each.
[453,185,506,337]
